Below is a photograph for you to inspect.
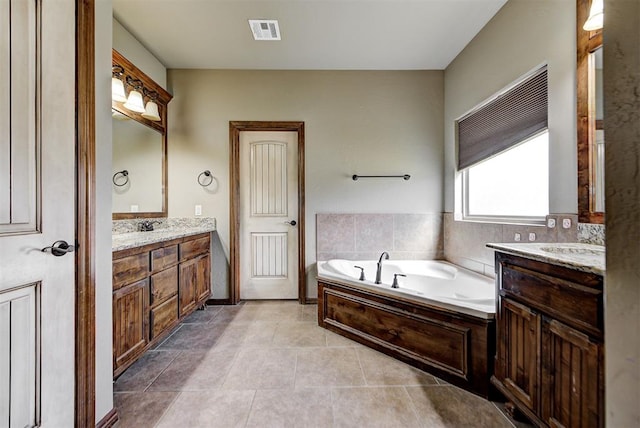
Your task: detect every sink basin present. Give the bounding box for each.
[540,245,605,256]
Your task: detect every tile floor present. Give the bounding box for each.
[113,301,526,428]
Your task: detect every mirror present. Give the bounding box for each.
[112,49,172,220]
[577,0,604,223]
[112,110,163,213]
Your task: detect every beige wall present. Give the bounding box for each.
[604,1,640,424]
[167,70,444,298]
[444,0,575,213]
[112,18,166,89]
[442,0,577,272]
[96,0,113,423]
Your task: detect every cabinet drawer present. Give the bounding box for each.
[500,263,603,338]
[150,295,178,340]
[113,253,149,290]
[151,245,178,272]
[150,266,178,307]
[179,235,210,261]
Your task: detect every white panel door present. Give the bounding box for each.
[240,131,298,299]
[0,1,76,426]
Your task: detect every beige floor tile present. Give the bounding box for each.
[114,391,177,427]
[331,386,421,428]
[147,348,238,391]
[325,330,363,348]
[356,347,438,386]
[114,350,179,392]
[272,321,327,347]
[298,304,318,322]
[295,347,365,388]
[156,323,227,350]
[245,388,333,428]
[210,322,279,350]
[406,385,513,427]
[181,306,223,324]
[222,347,297,390]
[155,390,255,428]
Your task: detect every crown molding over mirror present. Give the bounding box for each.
[577,0,604,224]
[112,49,172,220]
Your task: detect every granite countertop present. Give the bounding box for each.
[112,217,216,252]
[486,242,605,275]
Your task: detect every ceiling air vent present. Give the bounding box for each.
[249,20,281,41]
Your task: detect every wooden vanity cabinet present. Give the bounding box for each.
[492,252,604,428]
[112,233,211,377]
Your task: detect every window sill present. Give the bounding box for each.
[454,214,547,227]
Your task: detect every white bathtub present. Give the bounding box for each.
[316,259,496,319]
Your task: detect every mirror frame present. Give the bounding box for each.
[112,49,172,220]
[577,0,604,224]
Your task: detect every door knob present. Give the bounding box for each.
[285,220,297,226]
[41,240,76,257]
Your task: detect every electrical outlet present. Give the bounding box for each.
[547,218,556,228]
[195,205,202,216]
[562,218,572,229]
[130,204,139,212]
[514,233,521,242]
[529,232,536,241]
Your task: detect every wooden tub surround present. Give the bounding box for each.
[112,232,211,377]
[317,278,495,397]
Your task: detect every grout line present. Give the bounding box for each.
[491,401,518,428]
[353,347,368,386]
[152,390,182,428]
[402,385,426,428]
[242,390,257,428]
[142,350,183,392]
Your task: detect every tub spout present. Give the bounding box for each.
[375,252,390,284]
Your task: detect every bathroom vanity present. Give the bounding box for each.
[487,243,605,428]
[112,225,213,377]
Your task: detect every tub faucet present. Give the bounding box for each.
[375,252,389,284]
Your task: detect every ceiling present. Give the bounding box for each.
[112,0,508,70]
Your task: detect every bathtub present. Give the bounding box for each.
[316,259,496,397]
[317,259,495,319]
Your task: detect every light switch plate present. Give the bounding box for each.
[195,205,202,216]
[529,232,536,241]
[562,218,572,229]
[514,233,521,242]
[130,205,139,212]
[547,218,556,228]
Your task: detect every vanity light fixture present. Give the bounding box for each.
[141,90,161,121]
[123,77,146,113]
[111,65,127,102]
[583,0,603,31]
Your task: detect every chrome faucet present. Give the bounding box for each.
[375,252,389,284]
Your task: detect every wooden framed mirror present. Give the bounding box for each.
[111,49,172,220]
[577,0,604,224]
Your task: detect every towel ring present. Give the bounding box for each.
[198,170,213,187]
[112,170,129,187]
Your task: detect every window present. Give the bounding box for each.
[457,66,549,223]
[463,131,549,220]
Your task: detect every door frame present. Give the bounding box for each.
[229,121,306,305]
[76,0,96,425]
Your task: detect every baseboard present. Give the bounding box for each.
[96,407,118,428]
[206,298,232,305]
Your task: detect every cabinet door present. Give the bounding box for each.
[541,318,602,428]
[178,257,198,317]
[195,254,211,302]
[113,279,149,370]
[497,297,540,412]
